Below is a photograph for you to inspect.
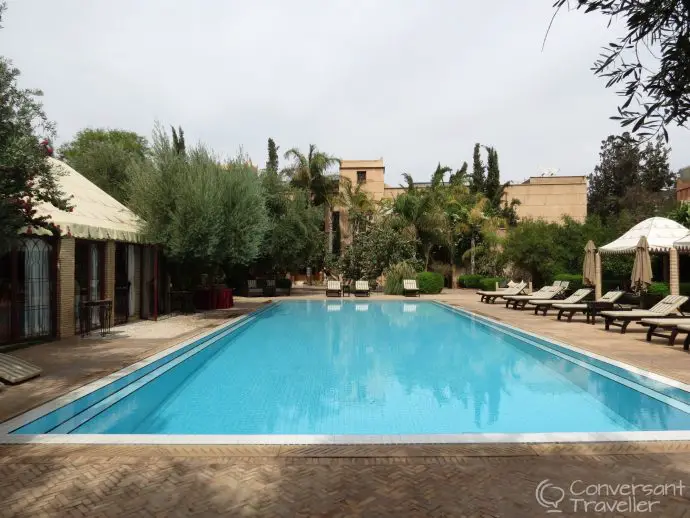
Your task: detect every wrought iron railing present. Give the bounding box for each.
[79,300,112,337]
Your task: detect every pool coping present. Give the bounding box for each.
[2,300,690,445]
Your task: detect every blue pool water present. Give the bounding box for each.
[10,301,690,435]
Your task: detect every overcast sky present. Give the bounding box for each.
[2,0,688,185]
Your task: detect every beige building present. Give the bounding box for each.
[501,175,587,223]
[333,159,587,251]
[335,159,408,248]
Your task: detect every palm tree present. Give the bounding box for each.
[337,177,376,239]
[283,145,340,253]
[392,174,446,270]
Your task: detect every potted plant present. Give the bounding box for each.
[640,282,669,309]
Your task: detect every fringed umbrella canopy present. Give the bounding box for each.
[582,240,597,286]
[631,236,653,292]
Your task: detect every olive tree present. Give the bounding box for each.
[127,126,268,285]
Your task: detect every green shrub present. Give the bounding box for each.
[554,273,584,291]
[478,277,505,291]
[458,274,484,289]
[416,272,444,294]
[276,278,292,289]
[679,282,690,296]
[384,261,418,295]
[647,282,670,296]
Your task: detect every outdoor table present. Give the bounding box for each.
[79,299,112,337]
[170,290,195,313]
[585,301,636,324]
[342,284,352,297]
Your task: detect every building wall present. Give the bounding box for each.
[337,160,386,246]
[57,238,139,339]
[502,176,587,223]
[338,160,386,201]
[677,179,690,202]
[383,186,406,199]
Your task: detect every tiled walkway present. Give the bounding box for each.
[2,289,690,517]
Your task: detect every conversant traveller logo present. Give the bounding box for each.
[535,478,686,514]
[536,480,565,513]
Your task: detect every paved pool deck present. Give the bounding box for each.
[1,288,690,517]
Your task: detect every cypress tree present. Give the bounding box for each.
[267,138,279,174]
[470,143,485,194]
[484,147,501,207]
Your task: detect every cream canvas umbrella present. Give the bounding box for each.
[631,236,653,292]
[582,240,597,287]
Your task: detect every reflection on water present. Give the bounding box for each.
[70,301,690,435]
[403,304,417,313]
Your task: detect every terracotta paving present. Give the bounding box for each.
[437,290,690,385]
[2,288,690,516]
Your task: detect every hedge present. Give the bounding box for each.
[647,282,670,296]
[457,274,484,289]
[417,272,444,294]
[478,277,505,291]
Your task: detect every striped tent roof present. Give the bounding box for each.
[24,157,143,243]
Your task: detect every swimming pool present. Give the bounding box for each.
[2,300,690,444]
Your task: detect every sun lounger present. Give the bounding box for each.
[553,291,625,323]
[639,318,690,345]
[477,281,527,303]
[601,295,689,333]
[247,279,263,297]
[678,324,690,351]
[502,286,551,307]
[503,285,563,310]
[403,279,420,297]
[0,353,42,384]
[554,280,570,291]
[354,280,370,297]
[528,288,592,316]
[326,280,342,297]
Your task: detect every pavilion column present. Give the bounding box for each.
[56,237,75,339]
[670,247,680,296]
[595,252,602,300]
